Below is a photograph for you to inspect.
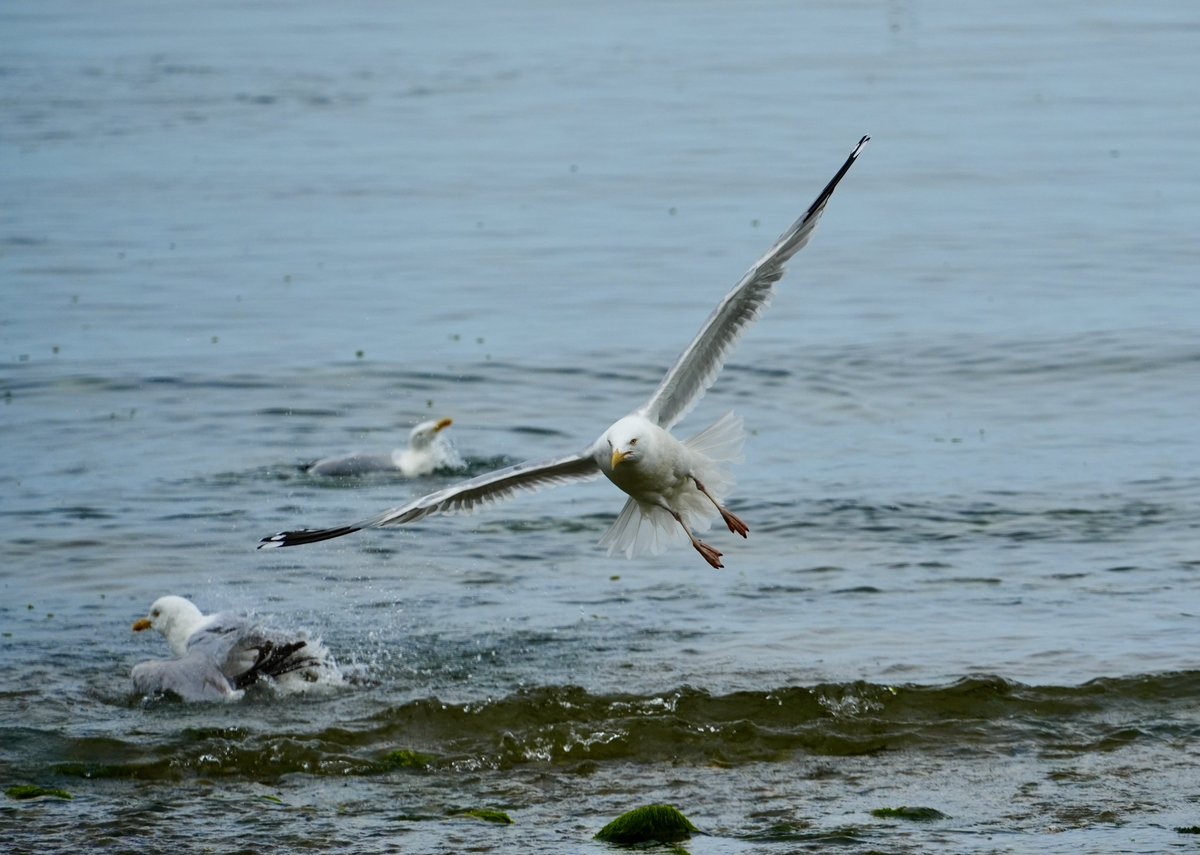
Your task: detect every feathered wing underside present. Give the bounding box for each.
[131,655,240,702]
[260,450,603,548]
[598,411,746,559]
[639,135,869,430]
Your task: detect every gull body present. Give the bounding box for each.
[595,412,746,566]
[131,595,335,702]
[261,137,869,568]
[307,417,462,477]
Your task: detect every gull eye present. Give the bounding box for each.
[151,610,159,617]
[629,438,638,446]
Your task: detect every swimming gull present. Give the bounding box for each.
[307,417,464,477]
[261,136,868,568]
[131,595,338,702]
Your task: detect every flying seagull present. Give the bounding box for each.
[307,417,464,477]
[131,595,337,701]
[261,136,868,568]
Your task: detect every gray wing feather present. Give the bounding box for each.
[639,135,868,429]
[363,450,602,526]
[131,657,238,701]
[185,615,254,658]
[260,450,602,548]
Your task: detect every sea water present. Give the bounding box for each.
[2,1,1198,852]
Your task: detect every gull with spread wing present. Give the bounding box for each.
[131,595,339,702]
[261,136,868,568]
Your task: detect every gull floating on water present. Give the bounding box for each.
[261,136,868,568]
[131,595,339,702]
[306,417,464,477]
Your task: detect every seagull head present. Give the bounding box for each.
[604,416,648,472]
[133,595,206,657]
[408,417,453,450]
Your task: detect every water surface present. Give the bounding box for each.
[2,1,1199,852]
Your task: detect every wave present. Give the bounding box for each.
[6,673,1196,783]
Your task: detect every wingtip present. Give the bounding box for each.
[257,526,362,549]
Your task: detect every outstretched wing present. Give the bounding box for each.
[259,450,602,548]
[638,135,868,430]
[131,655,240,701]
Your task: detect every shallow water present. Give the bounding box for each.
[3,1,1199,852]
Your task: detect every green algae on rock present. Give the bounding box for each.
[378,748,437,771]
[595,804,698,844]
[7,785,73,800]
[450,807,513,825]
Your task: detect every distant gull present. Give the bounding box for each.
[261,136,868,568]
[131,595,339,702]
[307,417,464,477]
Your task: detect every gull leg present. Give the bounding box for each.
[668,508,724,569]
[693,478,749,538]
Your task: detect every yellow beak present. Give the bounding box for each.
[611,448,629,469]
[434,417,453,432]
[132,619,152,632]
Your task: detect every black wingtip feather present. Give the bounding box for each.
[233,640,314,689]
[804,135,870,219]
[257,525,362,549]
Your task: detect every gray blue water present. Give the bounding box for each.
[2,1,1199,852]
